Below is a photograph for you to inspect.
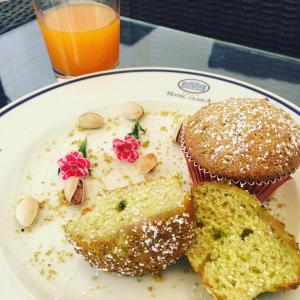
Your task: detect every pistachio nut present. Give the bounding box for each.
[79,112,104,129]
[64,176,85,206]
[15,196,39,227]
[140,153,158,173]
[172,121,183,144]
[123,101,144,120]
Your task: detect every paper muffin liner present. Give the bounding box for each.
[178,130,292,202]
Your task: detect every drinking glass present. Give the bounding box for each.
[32,0,120,78]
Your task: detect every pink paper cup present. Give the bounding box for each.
[179,131,291,202]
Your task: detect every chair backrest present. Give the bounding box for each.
[121,0,300,59]
[1,0,299,58]
[0,0,35,35]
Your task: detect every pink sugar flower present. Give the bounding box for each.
[112,135,141,163]
[57,151,91,180]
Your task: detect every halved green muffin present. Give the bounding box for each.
[188,182,300,300]
[65,175,195,276]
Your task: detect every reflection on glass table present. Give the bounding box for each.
[0,17,300,107]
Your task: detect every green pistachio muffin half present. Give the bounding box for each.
[65,174,195,276]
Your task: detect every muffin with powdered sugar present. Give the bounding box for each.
[180,98,300,201]
[65,174,195,276]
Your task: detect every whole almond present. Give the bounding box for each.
[79,112,104,129]
[123,102,144,120]
[15,196,39,227]
[140,153,158,173]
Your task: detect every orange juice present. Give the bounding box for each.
[36,3,120,76]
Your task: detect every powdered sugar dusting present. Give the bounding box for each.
[184,98,300,180]
[67,211,195,276]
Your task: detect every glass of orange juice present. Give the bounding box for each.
[32,0,120,77]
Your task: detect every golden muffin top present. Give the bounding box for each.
[183,98,300,181]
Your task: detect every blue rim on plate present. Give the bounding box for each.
[0,68,299,117]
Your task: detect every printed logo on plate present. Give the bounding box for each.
[178,79,210,94]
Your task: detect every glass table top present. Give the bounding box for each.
[0,16,299,107]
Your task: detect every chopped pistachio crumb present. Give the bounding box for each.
[103,152,113,163]
[213,230,223,240]
[118,200,126,211]
[241,228,254,240]
[142,141,150,148]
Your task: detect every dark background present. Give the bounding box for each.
[121,0,300,59]
[1,0,300,58]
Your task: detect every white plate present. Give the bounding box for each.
[0,67,299,300]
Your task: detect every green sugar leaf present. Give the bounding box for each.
[128,118,145,139]
[79,137,88,158]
